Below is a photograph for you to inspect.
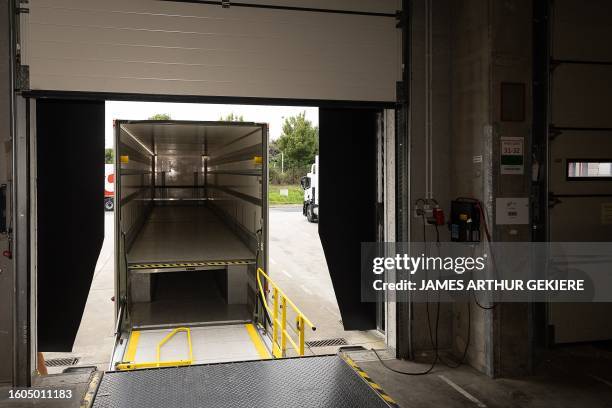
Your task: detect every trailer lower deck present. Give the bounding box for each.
[129,271,252,326]
[93,355,394,408]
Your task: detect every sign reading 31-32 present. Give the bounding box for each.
[500,137,524,175]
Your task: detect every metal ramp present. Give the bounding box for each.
[92,355,395,408]
[113,324,270,371]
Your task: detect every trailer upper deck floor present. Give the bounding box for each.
[127,205,254,266]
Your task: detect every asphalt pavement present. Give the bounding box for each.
[268,205,384,355]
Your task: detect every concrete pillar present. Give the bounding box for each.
[449,0,495,377]
[489,0,533,377]
[402,0,534,377]
[449,0,534,377]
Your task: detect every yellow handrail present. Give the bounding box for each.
[157,327,193,364]
[116,327,193,371]
[257,268,315,358]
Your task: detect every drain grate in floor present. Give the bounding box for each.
[306,338,348,348]
[45,357,80,367]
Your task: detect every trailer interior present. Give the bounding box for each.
[111,120,272,368]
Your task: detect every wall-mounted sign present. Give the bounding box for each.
[500,136,524,175]
[496,197,529,225]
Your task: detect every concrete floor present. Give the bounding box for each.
[0,370,102,408]
[346,345,612,408]
[44,212,115,373]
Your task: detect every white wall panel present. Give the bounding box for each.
[25,0,401,101]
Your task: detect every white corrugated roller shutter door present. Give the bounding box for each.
[23,0,401,102]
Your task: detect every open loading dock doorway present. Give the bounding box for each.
[267,107,392,355]
[31,100,395,373]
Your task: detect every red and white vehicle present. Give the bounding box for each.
[105,163,115,211]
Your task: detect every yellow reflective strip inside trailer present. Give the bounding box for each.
[245,324,271,360]
[124,330,141,362]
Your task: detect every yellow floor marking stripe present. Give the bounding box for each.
[124,330,141,362]
[382,394,398,403]
[245,324,271,360]
[343,355,399,407]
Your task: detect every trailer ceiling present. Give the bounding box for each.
[24,0,401,102]
[122,122,263,155]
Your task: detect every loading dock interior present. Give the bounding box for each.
[1,0,612,407]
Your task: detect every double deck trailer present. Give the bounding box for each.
[111,120,270,367]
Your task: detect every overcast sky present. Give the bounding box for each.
[105,101,319,148]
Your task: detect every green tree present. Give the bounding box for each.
[148,113,172,120]
[105,148,114,164]
[220,113,244,122]
[269,140,281,163]
[276,112,318,169]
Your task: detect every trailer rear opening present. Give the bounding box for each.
[111,120,269,367]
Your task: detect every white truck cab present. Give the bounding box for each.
[300,155,319,223]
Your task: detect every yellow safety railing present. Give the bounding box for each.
[257,268,316,358]
[116,327,193,371]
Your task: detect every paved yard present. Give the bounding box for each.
[268,206,384,355]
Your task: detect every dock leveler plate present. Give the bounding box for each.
[92,355,395,408]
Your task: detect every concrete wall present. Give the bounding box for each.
[405,0,533,377]
[0,0,14,385]
[489,0,533,377]
[447,0,533,377]
[448,0,494,375]
[408,0,453,352]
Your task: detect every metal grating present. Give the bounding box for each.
[306,338,348,348]
[45,357,80,367]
